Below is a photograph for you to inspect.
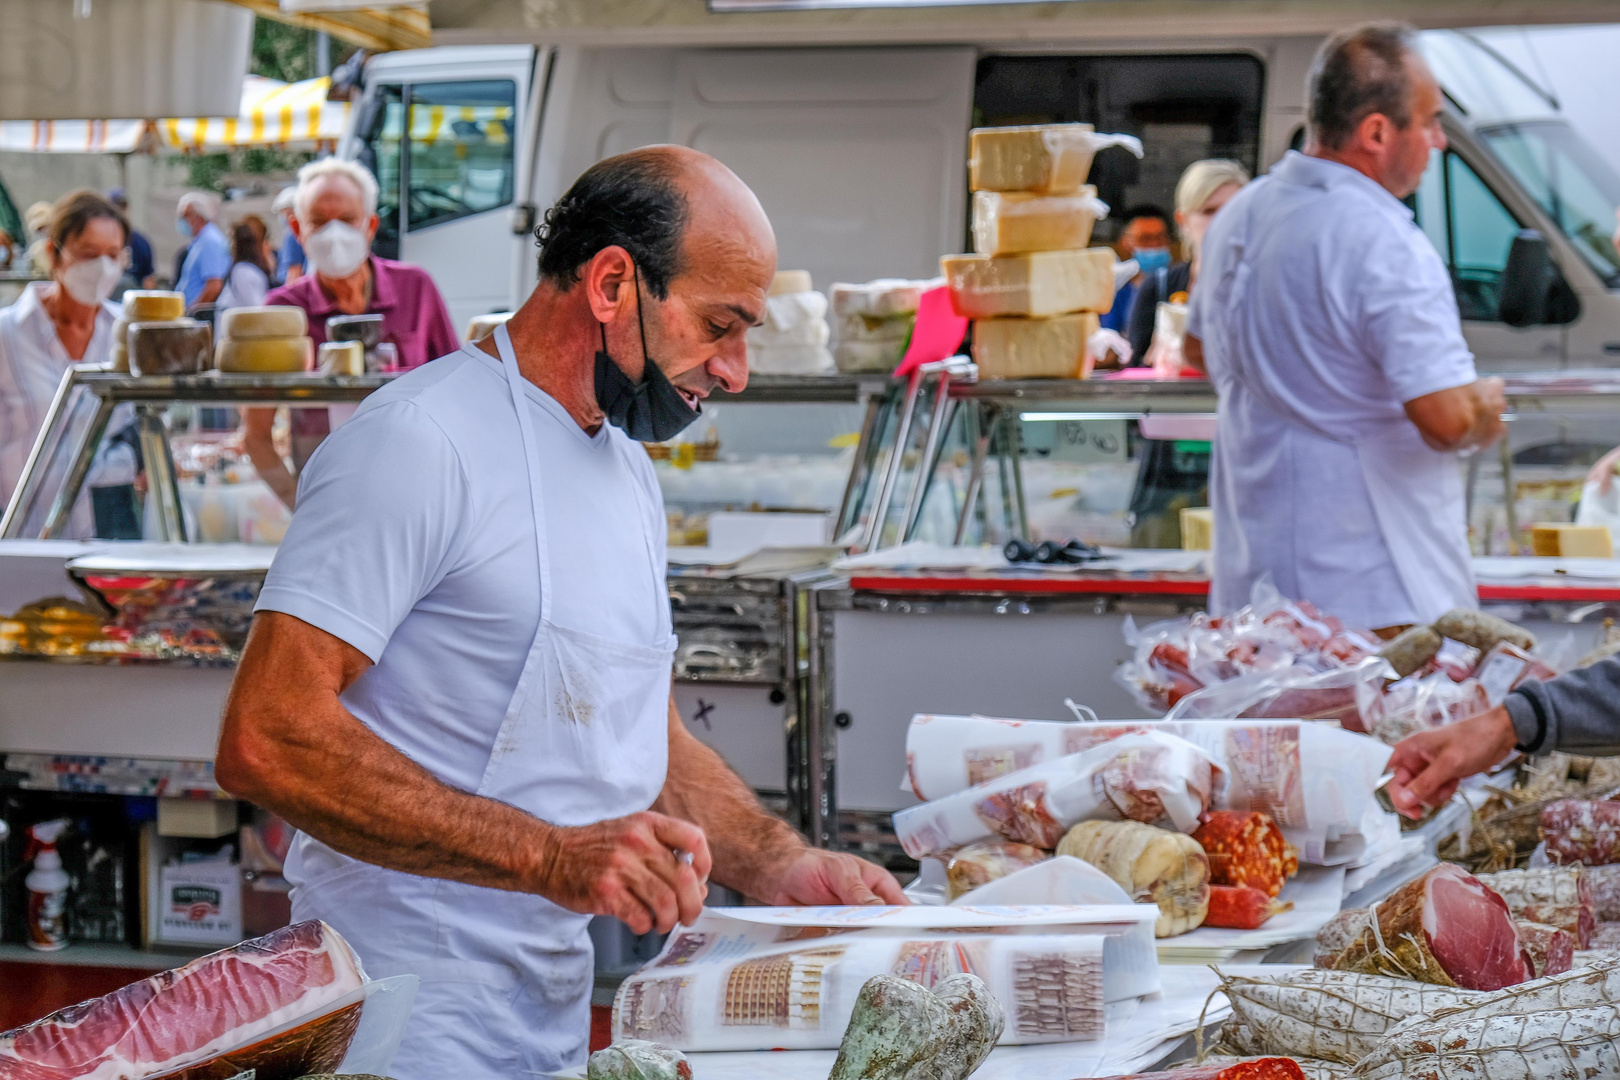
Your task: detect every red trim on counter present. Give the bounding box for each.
[846,575,1620,604]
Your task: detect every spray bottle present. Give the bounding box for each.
[25,819,71,951]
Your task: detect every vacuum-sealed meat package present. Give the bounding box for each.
[904,713,1390,864]
[893,732,1221,859]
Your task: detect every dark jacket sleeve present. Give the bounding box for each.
[1504,653,1620,756]
[1125,262,1191,366]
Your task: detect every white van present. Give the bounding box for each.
[340,29,1620,369]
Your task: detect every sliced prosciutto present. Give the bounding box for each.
[1331,863,1530,991]
[0,920,366,1080]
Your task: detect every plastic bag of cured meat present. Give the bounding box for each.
[1164,656,1393,729]
[0,920,416,1080]
[893,731,1221,859]
[903,713,1390,864]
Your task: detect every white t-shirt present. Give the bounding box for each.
[1187,152,1479,627]
[217,262,270,311]
[255,343,671,793]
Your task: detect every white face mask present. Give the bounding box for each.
[59,254,122,306]
[303,220,370,278]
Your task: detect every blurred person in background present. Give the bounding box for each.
[1185,22,1505,633]
[23,201,54,277]
[0,230,15,270]
[0,191,126,503]
[1125,159,1250,364]
[175,190,230,310]
[108,188,155,290]
[217,216,276,311]
[1099,205,1173,334]
[246,159,456,509]
[272,186,305,284]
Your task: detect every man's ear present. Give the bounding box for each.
[584,245,636,324]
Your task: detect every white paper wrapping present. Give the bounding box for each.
[903,713,1391,863]
[610,906,1158,1052]
[893,731,1221,858]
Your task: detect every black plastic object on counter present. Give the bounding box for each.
[1003,537,1106,564]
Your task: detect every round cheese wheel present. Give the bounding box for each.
[121,291,185,322]
[769,270,813,296]
[110,316,130,346]
[216,336,313,373]
[218,305,309,340]
[127,320,212,376]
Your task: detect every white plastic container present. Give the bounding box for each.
[26,818,71,951]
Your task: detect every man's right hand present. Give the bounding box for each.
[534,811,712,935]
[1384,705,1518,819]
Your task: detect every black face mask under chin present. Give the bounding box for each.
[593,270,702,443]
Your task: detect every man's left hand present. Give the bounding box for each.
[765,848,909,906]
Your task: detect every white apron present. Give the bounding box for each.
[286,324,677,1077]
[1205,216,1475,626]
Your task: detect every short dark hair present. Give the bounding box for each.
[535,152,689,300]
[1308,22,1419,151]
[1120,205,1171,230]
[49,190,128,251]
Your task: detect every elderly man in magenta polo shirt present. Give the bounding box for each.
[244,158,459,508]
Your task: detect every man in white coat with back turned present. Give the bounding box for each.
[1185,22,1506,632]
[215,146,904,1078]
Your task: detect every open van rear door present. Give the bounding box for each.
[535,46,975,291]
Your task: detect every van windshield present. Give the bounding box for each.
[1480,120,1620,287]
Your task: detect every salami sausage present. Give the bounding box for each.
[1192,811,1298,898]
[1203,885,1292,930]
[1542,800,1620,866]
[1074,1059,1305,1080]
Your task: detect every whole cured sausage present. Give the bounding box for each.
[1192,811,1298,898]
[1204,885,1292,930]
[1077,1060,1305,1080]
[1541,800,1620,866]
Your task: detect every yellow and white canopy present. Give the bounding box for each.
[0,75,350,155]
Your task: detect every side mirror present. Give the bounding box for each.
[1498,229,1580,327]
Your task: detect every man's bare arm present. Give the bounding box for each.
[240,408,298,511]
[217,612,708,933]
[1405,377,1506,452]
[196,277,224,306]
[657,698,908,905]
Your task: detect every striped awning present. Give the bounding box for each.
[227,1,431,52]
[0,75,349,154]
[158,75,350,152]
[0,119,149,154]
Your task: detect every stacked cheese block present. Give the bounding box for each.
[214,307,313,373]
[828,278,937,373]
[746,270,834,375]
[946,124,1122,380]
[112,291,195,375]
[1531,522,1613,558]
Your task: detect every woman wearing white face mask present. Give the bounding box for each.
[0,189,127,504]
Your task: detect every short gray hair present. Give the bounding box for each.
[177,190,219,221]
[295,158,379,224]
[1174,159,1250,218]
[1307,22,1419,151]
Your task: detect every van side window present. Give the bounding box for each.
[357,83,405,259]
[1411,150,1523,322]
[405,80,518,232]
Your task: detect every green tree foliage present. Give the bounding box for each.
[185,17,321,190]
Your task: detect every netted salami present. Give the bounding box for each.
[1216,968,1480,1065]
[1584,864,1620,919]
[1192,811,1299,897]
[1541,799,1620,866]
[1077,1059,1305,1080]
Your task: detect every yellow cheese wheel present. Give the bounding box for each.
[121,290,185,322]
[215,336,313,373]
[218,305,309,340]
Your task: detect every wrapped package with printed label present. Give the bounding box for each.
[968,124,1144,194]
[902,714,1390,864]
[611,903,1159,1052]
[893,731,1222,859]
[942,248,1117,319]
[972,188,1110,255]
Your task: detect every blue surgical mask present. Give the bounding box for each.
[176,218,193,239]
[1133,246,1171,274]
